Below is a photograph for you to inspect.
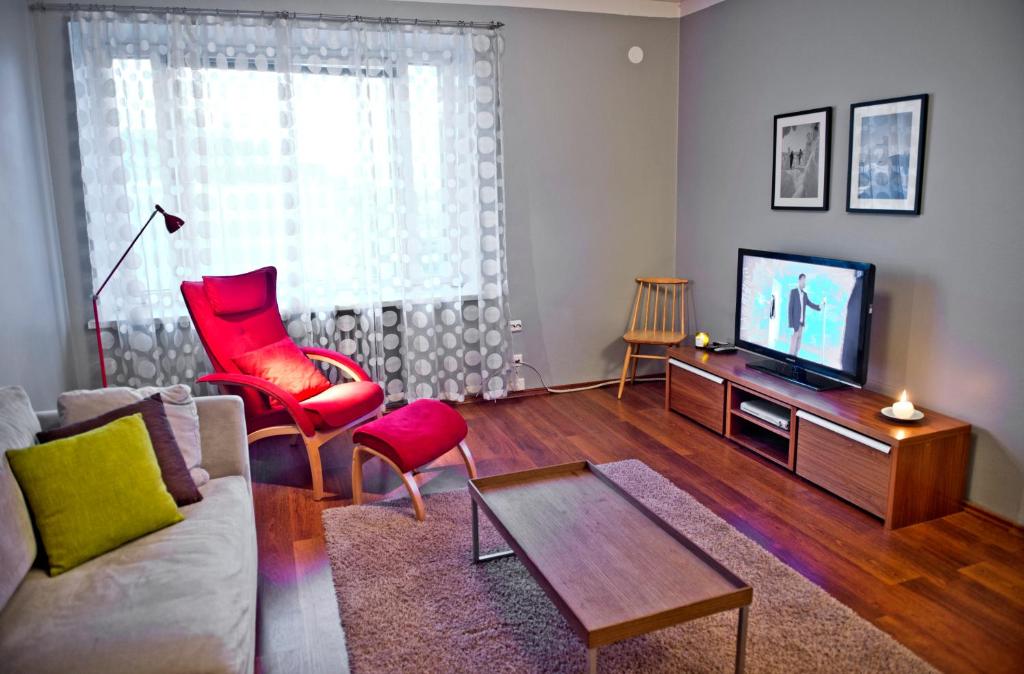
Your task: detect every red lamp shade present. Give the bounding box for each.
[156,205,185,233]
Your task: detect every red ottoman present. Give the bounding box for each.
[351,399,476,521]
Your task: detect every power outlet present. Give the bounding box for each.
[512,353,523,364]
[509,319,523,333]
[511,376,527,391]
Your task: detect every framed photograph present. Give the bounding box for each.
[772,107,832,210]
[846,93,928,214]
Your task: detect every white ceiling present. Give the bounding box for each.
[386,0,726,19]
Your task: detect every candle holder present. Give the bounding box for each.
[882,390,924,422]
[881,406,925,422]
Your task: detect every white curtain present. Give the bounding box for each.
[69,10,511,402]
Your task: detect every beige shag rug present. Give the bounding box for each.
[322,460,934,673]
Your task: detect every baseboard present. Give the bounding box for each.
[962,501,1024,533]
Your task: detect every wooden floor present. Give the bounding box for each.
[251,382,1024,674]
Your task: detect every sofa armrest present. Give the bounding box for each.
[35,410,60,432]
[196,395,251,485]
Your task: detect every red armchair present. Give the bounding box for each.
[181,266,384,500]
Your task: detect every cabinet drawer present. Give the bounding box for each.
[668,359,725,434]
[795,412,891,517]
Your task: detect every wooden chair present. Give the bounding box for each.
[618,277,689,399]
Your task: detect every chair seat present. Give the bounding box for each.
[352,399,468,473]
[301,381,384,430]
[623,329,686,346]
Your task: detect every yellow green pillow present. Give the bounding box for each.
[5,413,183,575]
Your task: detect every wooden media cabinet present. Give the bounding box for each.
[664,345,971,529]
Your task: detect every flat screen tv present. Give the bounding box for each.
[734,248,875,390]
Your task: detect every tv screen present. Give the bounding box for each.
[735,249,875,386]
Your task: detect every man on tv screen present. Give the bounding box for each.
[788,273,825,355]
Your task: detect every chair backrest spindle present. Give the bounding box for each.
[625,277,689,342]
[642,282,651,333]
[628,282,644,333]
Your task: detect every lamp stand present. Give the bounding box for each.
[92,205,183,387]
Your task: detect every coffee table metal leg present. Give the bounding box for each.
[471,500,480,561]
[587,647,598,674]
[471,500,514,563]
[735,605,750,674]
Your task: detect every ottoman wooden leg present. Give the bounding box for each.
[401,472,426,522]
[351,445,427,521]
[351,445,367,506]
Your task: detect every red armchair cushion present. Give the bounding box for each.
[233,338,332,402]
[203,270,269,315]
[352,399,467,473]
[300,382,384,430]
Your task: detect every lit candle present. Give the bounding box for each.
[892,390,916,420]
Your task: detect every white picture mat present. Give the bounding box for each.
[848,98,923,210]
[774,109,828,208]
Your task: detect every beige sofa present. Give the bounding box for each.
[0,389,257,674]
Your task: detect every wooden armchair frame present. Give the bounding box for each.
[199,347,382,501]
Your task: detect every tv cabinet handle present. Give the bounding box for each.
[669,359,724,385]
[796,410,891,454]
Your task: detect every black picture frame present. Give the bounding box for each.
[771,106,832,211]
[846,93,928,215]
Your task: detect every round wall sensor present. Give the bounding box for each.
[627,46,644,64]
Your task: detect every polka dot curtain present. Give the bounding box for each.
[70,10,511,402]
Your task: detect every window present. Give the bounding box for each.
[108,52,480,313]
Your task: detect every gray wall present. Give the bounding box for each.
[0,0,71,406]
[676,0,1024,522]
[32,0,680,391]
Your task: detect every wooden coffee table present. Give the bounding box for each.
[468,461,753,673]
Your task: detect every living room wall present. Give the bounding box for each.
[676,0,1024,522]
[0,0,71,406]
[33,0,680,392]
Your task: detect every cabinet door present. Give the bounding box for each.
[668,359,725,434]
[795,412,892,518]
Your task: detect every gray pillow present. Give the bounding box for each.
[58,384,209,487]
[0,386,40,611]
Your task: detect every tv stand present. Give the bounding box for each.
[746,358,845,391]
[664,344,972,529]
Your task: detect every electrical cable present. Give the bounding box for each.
[516,361,664,394]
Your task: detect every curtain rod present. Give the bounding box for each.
[28,3,504,30]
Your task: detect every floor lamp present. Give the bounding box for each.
[92,204,185,387]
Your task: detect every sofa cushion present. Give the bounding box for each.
[0,386,38,612]
[58,384,209,487]
[38,395,202,506]
[0,475,257,673]
[6,414,184,576]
